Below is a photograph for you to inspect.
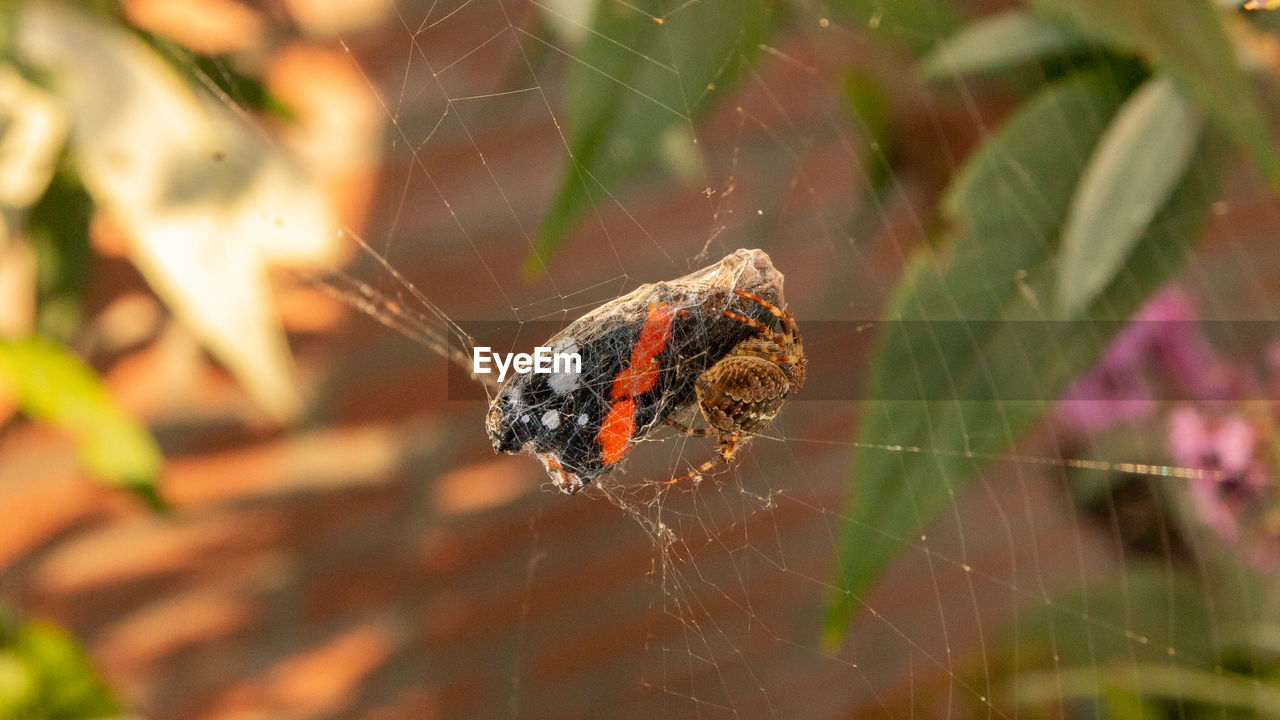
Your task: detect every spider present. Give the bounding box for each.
[662,289,806,484]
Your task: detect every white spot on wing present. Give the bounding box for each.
[547,337,581,395]
[548,371,579,395]
[576,413,589,426]
[541,409,560,429]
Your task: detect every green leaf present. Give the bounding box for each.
[1011,565,1230,668]
[843,72,895,190]
[828,0,960,54]
[0,615,120,720]
[820,73,1226,648]
[1100,686,1162,720]
[26,169,93,341]
[1057,75,1203,319]
[524,0,771,275]
[920,9,1091,81]
[1014,665,1280,716]
[0,336,163,507]
[1027,0,1280,185]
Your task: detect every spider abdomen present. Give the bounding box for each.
[695,355,790,435]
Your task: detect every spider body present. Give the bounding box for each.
[484,249,803,493]
[668,290,806,481]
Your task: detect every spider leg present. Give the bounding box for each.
[662,433,741,485]
[729,291,805,388]
[733,289,797,330]
[723,310,791,349]
[663,416,711,438]
[731,343,798,365]
[723,312,804,371]
[663,458,720,485]
[733,289,802,342]
[733,289,785,317]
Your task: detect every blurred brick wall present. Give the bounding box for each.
[9,1,1269,719]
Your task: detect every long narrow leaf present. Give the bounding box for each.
[821,73,1226,648]
[1057,75,1203,318]
[525,0,770,274]
[1014,665,1280,716]
[921,10,1089,81]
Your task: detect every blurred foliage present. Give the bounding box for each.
[1055,76,1204,318]
[823,71,1227,646]
[1029,0,1280,184]
[828,0,959,53]
[841,73,894,197]
[0,6,350,717]
[0,613,121,720]
[25,168,93,342]
[17,2,337,421]
[524,0,771,276]
[0,336,164,509]
[920,9,1092,81]
[0,2,341,510]
[823,0,1274,647]
[999,565,1280,718]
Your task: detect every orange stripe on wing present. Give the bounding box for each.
[598,303,677,465]
[599,399,635,464]
[631,304,676,364]
[609,304,675,399]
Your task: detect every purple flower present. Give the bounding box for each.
[1167,406,1264,541]
[1055,383,1154,436]
[1055,285,1280,572]
[1057,286,1231,435]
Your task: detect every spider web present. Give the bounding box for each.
[220,1,1280,717]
